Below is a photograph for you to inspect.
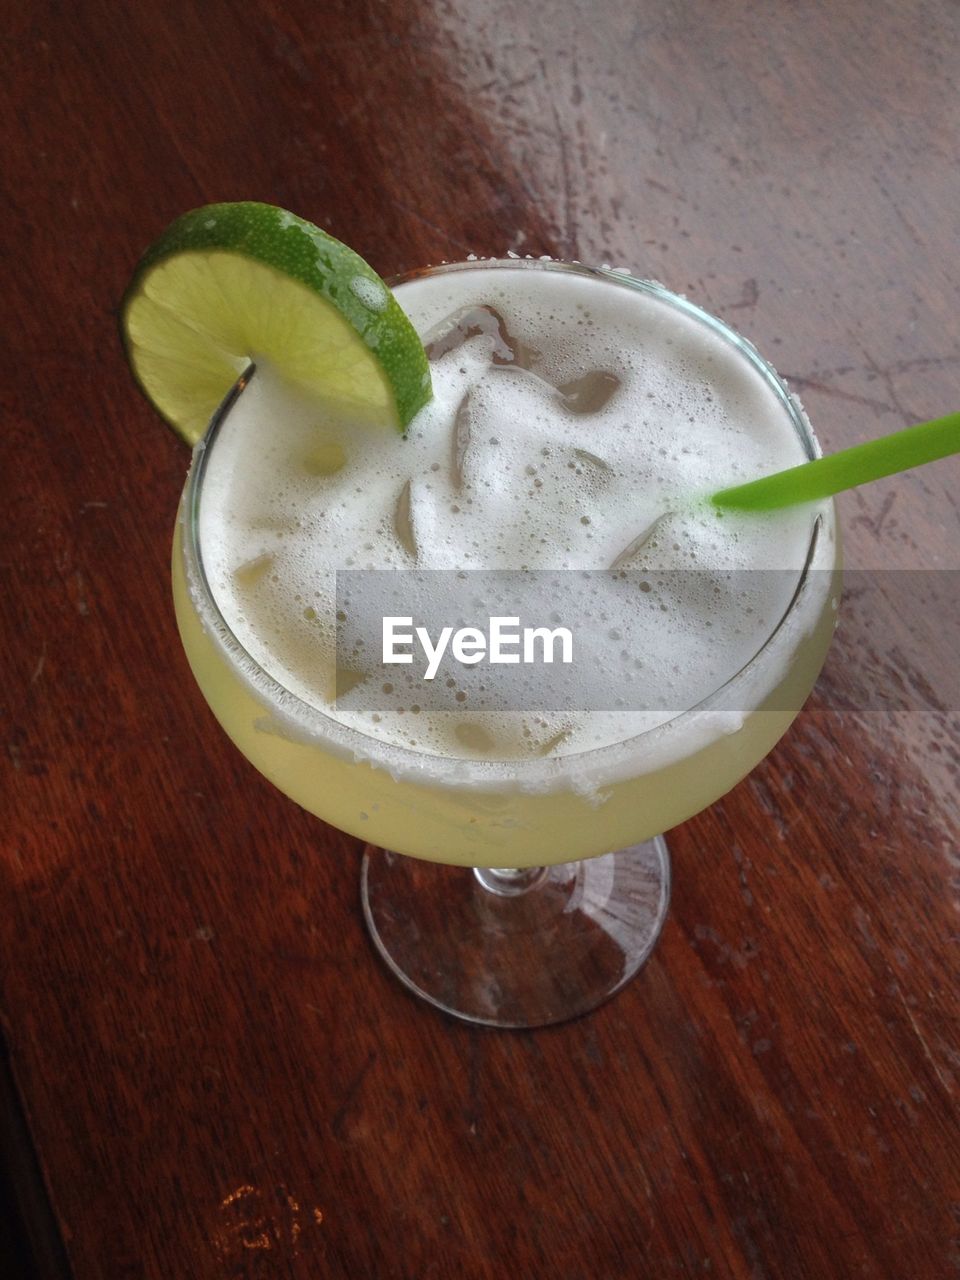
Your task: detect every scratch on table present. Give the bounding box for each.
[74,570,89,616]
[330,1048,377,1140]
[546,65,577,257]
[388,196,475,254]
[873,177,925,250]
[859,347,919,428]
[897,988,953,1096]
[31,643,46,684]
[850,489,897,540]
[783,372,893,415]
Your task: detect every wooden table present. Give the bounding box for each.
[4,2,959,1276]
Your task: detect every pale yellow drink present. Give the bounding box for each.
[172,261,839,867]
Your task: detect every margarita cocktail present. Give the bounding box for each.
[165,256,838,1024]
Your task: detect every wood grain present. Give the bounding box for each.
[3,1,959,1277]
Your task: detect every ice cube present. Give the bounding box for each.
[393,478,418,558]
[609,515,669,569]
[558,370,622,414]
[333,665,370,702]
[451,391,472,491]
[232,552,275,588]
[425,305,541,370]
[535,726,573,756]
[573,448,614,474]
[454,721,497,754]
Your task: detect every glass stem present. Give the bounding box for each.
[473,865,549,896]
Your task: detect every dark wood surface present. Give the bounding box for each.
[3,2,960,1276]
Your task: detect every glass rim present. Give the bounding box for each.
[182,257,829,785]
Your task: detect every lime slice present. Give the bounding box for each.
[121,202,432,443]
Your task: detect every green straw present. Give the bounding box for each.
[711,411,960,512]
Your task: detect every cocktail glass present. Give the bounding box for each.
[172,260,840,1029]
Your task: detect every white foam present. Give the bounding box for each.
[196,263,828,768]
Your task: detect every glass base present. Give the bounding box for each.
[360,838,671,1028]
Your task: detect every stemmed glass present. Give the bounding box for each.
[172,261,839,1028]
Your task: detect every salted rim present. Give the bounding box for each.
[180,258,833,792]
